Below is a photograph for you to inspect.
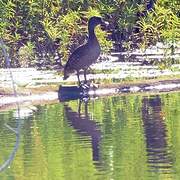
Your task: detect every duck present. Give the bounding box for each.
[63,16,108,86]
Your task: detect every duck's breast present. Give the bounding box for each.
[84,41,100,66]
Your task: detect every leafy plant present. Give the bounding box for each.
[18,41,36,67]
[0,0,179,68]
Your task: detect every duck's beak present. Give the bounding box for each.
[104,21,109,27]
[101,20,109,29]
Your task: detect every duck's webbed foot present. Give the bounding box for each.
[79,82,90,90]
[79,81,99,90]
[78,82,90,98]
[90,82,99,89]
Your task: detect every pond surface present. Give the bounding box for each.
[0,92,180,180]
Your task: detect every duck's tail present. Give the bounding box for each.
[63,67,70,80]
[63,74,69,80]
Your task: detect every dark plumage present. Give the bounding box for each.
[63,16,108,85]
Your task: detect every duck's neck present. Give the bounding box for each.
[88,26,97,42]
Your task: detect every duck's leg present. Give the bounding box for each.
[76,70,81,86]
[82,69,91,90]
[83,69,87,84]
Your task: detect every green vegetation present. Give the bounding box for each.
[0,0,179,68]
[135,1,180,50]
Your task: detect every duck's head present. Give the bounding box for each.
[88,16,109,31]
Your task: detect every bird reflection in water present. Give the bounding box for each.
[64,99,102,164]
[142,95,173,174]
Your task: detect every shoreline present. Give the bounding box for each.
[0,55,180,110]
[0,78,180,112]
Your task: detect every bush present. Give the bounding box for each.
[0,0,179,68]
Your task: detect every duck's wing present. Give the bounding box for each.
[65,43,90,69]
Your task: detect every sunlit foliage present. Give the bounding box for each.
[0,0,179,68]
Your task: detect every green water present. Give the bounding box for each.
[0,92,180,180]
